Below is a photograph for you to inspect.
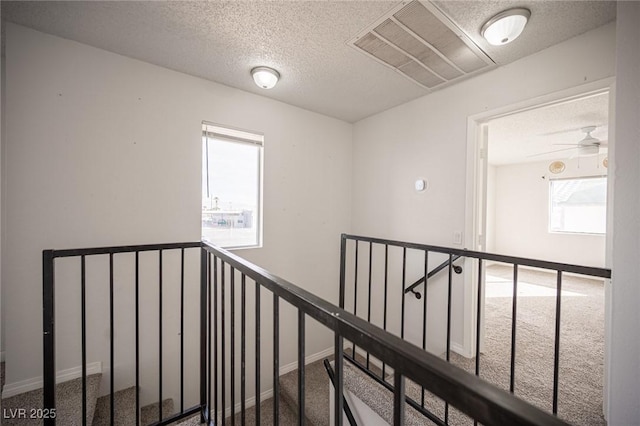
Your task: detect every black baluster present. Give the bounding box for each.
[334,334,344,426]
[393,373,405,426]
[135,252,140,426]
[231,267,236,426]
[214,256,219,425]
[553,270,563,415]
[180,248,185,412]
[222,262,226,426]
[298,310,306,426]
[255,282,261,425]
[273,294,280,423]
[81,255,87,425]
[241,274,247,425]
[110,253,115,426]
[510,265,519,394]
[366,242,372,370]
[421,251,429,408]
[382,245,389,379]
[353,241,358,357]
[401,247,407,339]
[158,250,163,422]
[445,253,453,423]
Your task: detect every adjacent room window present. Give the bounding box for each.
[202,122,263,248]
[549,176,607,235]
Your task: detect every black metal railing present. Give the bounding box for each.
[44,238,587,426]
[202,240,568,426]
[43,242,203,426]
[339,233,611,425]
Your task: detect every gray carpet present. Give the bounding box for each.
[279,358,331,426]
[140,397,175,425]
[416,264,606,426]
[92,386,137,426]
[1,373,102,426]
[228,395,299,426]
[1,373,176,426]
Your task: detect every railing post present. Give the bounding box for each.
[43,250,56,426]
[393,373,405,426]
[334,334,344,426]
[200,247,208,423]
[339,234,346,309]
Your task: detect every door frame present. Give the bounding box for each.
[463,77,615,411]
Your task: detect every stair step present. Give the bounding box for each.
[227,395,299,425]
[140,397,174,425]
[92,386,137,426]
[342,361,425,425]
[279,358,330,426]
[1,373,102,426]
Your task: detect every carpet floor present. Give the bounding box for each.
[411,264,606,426]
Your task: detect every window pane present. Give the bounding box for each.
[202,126,262,248]
[549,177,607,234]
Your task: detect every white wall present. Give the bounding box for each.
[608,2,640,423]
[485,164,496,253]
[2,23,352,407]
[352,23,616,352]
[0,6,4,364]
[492,158,607,267]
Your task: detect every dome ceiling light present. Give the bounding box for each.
[251,66,280,89]
[481,8,531,46]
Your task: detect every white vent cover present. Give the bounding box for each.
[348,0,495,90]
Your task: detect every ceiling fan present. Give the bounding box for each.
[529,126,607,158]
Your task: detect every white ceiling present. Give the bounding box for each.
[487,92,610,165]
[2,1,616,123]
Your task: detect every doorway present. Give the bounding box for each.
[463,79,614,421]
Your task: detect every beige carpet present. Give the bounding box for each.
[429,264,606,426]
[1,373,102,426]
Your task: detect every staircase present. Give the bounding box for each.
[33,238,577,426]
[1,373,192,426]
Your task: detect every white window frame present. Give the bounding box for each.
[202,122,264,249]
[548,175,607,236]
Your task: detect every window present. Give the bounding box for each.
[202,123,263,248]
[549,176,607,235]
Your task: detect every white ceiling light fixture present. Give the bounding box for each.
[251,66,280,89]
[481,8,531,46]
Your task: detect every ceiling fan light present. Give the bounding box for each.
[251,66,280,89]
[578,144,599,156]
[481,8,530,46]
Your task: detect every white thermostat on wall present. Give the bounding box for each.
[415,179,427,192]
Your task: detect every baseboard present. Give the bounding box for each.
[279,346,334,377]
[216,387,275,421]
[451,341,473,358]
[215,346,334,419]
[2,362,102,399]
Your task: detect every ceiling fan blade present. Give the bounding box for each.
[526,147,577,158]
[538,127,584,137]
[552,143,581,146]
[538,123,606,137]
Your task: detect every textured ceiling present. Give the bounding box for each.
[2,1,616,123]
[433,1,616,66]
[488,92,609,166]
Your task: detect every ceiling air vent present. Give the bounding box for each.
[348,0,495,91]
